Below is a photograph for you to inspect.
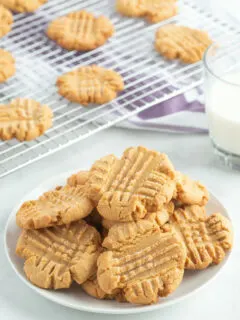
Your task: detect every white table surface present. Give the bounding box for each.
[0,127,240,320]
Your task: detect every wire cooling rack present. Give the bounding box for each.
[0,0,239,178]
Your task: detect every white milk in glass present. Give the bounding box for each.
[206,72,240,156]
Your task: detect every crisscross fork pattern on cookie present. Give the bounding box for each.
[57,65,124,105]
[155,25,212,63]
[97,220,186,304]
[16,220,101,289]
[89,146,176,221]
[0,98,53,141]
[16,185,94,229]
[47,11,114,51]
[170,206,233,269]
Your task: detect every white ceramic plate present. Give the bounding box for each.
[4,172,232,314]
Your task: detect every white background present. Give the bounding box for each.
[1,1,240,320]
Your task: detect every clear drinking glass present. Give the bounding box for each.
[204,40,240,170]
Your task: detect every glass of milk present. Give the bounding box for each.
[204,40,240,169]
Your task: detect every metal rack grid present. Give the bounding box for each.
[0,0,239,178]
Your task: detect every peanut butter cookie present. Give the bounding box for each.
[155,24,212,63]
[0,98,53,141]
[88,146,176,222]
[47,10,114,51]
[57,65,124,105]
[116,0,177,23]
[0,5,13,38]
[0,49,15,83]
[0,0,47,12]
[167,205,233,269]
[16,185,94,229]
[97,220,186,304]
[16,220,101,289]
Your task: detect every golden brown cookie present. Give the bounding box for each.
[97,220,186,304]
[82,274,112,300]
[82,274,126,302]
[82,275,109,300]
[174,172,209,206]
[88,146,176,222]
[16,185,94,229]
[116,0,177,23]
[82,274,126,301]
[57,65,124,106]
[155,25,212,63]
[67,171,89,187]
[0,0,47,12]
[102,202,174,230]
[168,205,233,269]
[0,98,53,141]
[0,49,15,83]
[47,10,114,51]
[0,5,13,38]
[16,220,101,289]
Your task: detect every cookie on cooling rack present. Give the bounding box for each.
[0,0,47,12]
[16,220,101,289]
[57,65,124,105]
[155,24,213,63]
[116,0,178,23]
[0,98,53,141]
[0,5,13,38]
[47,10,114,51]
[0,49,16,83]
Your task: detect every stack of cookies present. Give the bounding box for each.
[15,146,233,305]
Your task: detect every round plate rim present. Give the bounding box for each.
[4,172,233,314]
